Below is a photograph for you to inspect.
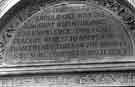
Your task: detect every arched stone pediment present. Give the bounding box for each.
[4,1,134,65]
[0,0,135,87]
[0,0,134,75]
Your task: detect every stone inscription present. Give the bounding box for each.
[5,3,133,64]
[0,72,135,87]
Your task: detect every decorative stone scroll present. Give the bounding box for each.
[4,1,134,65]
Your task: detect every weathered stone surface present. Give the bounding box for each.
[128,0,135,7]
[4,1,133,65]
[0,0,134,87]
[0,0,134,75]
[0,71,135,87]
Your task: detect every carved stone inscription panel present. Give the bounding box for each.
[0,72,135,87]
[4,2,133,64]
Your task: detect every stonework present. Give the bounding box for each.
[4,1,133,65]
[0,71,135,87]
[0,0,134,87]
[0,0,134,68]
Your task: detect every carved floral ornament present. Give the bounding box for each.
[0,0,134,73]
